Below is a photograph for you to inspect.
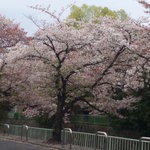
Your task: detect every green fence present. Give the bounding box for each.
[70,115,110,126]
[28,126,53,141]
[63,130,150,150]
[1,123,150,150]
[9,124,22,137]
[1,124,53,142]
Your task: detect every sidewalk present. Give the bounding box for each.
[0,134,62,150]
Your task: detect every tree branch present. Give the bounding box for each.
[92,45,127,88]
[65,60,103,82]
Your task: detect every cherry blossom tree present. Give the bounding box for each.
[0,15,28,51]
[10,5,150,141]
[139,0,150,13]
[110,0,150,134]
[0,15,29,105]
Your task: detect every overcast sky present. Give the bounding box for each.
[0,0,149,35]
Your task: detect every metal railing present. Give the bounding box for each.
[28,126,53,141]
[1,123,150,150]
[21,125,28,141]
[139,137,150,150]
[0,123,10,136]
[95,131,107,150]
[62,128,72,150]
[62,130,150,150]
[0,124,53,142]
[72,131,95,148]
[9,124,22,137]
[108,136,139,150]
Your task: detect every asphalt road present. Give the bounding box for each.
[0,140,52,150]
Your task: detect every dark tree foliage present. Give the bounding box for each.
[0,101,11,121]
[110,72,150,137]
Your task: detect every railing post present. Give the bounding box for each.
[24,125,28,141]
[21,125,23,140]
[139,137,150,150]
[62,128,72,150]
[21,125,28,141]
[4,124,10,136]
[94,131,107,150]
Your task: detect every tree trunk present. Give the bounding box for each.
[53,93,65,142]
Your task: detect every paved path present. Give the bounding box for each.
[0,140,53,150]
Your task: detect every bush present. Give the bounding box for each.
[14,112,25,120]
[36,113,55,128]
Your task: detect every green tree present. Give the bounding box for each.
[110,71,150,137]
[68,4,128,22]
[0,101,11,121]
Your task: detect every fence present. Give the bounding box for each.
[0,124,53,142]
[62,129,150,150]
[0,123,150,150]
[70,115,110,126]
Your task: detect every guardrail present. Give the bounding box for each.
[0,124,53,142]
[139,137,150,150]
[95,131,107,150]
[1,124,10,136]
[21,125,28,141]
[62,128,72,150]
[62,130,150,150]
[0,123,150,150]
[28,126,53,141]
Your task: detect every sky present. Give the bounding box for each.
[0,0,149,35]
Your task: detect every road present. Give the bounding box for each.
[0,140,52,150]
